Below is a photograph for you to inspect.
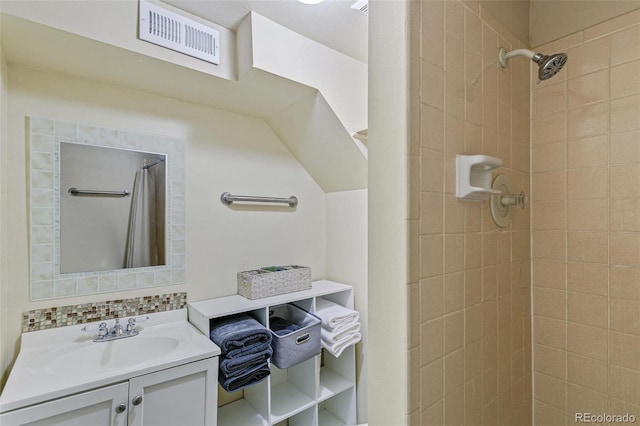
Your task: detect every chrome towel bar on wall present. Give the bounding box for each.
[220,192,298,208]
[68,188,130,197]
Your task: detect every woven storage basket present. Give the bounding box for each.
[237,265,312,300]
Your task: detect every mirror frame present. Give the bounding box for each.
[28,116,186,301]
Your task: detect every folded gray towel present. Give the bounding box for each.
[210,314,272,359]
[269,316,301,336]
[219,347,272,377]
[218,361,270,392]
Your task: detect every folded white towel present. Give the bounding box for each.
[321,322,361,344]
[315,298,359,332]
[321,332,361,358]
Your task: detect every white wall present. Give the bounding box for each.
[1,65,328,375]
[326,189,368,423]
[368,0,409,424]
[0,43,8,386]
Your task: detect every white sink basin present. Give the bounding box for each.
[0,309,221,413]
[41,335,181,376]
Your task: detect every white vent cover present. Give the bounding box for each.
[351,0,368,15]
[138,0,220,65]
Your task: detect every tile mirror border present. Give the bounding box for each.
[28,116,186,301]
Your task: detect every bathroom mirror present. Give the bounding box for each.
[60,143,167,273]
[28,117,186,301]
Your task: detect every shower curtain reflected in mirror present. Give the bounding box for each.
[124,164,165,268]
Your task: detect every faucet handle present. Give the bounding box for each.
[97,322,108,338]
[126,318,136,332]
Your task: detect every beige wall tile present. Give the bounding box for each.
[532,171,567,201]
[567,167,608,199]
[567,199,608,231]
[532,112,566,145]
[421,234,444,278]
[422,19,445,69]
[535,373,567,411]
[444,195,464,234]
[444,348,465,394]
[444,1,464,40]
[566,384,609,416]
[444,310,464,354]
[465,376,483,421]
[567,135,608,169]
[465,268,483,306]
[611,25,640,66]
[533,80,567,118]
[611,266,640,301]
[612,198,640,232]
[421,104,445,151]
[567,70,609,108]
[421,398,444,425]
[534,316,567,350]
[609,364,640,405]
[533,201,567,230]
[420,192,444,234]
[609,399,640,422]
[421,148,444,192]
[567,261,608,296]
[444,271,464,314]
[465,337,483,380]
[444,234,464,273]
[444,384,465,425]
[611,297,640,336]
[483,231,498,266]
[611,95,640,133]
[465,233,483,270]
[567,323,608,360]
[568,353,608,393]
[421,358,444,409]
[421,60,445,109]
[611,331,640,370]
[611,232,640,266]
[534,344,567,379]
[568,291,608,328]
[567,231,608,263]
[465,9,482,54]
[483,298,498,336]
[611,130,640,165]
[533,259,566,289]
[421,318,444,366]
[611,164,640,198]
[533,288,567,321]
[611,60,640,99]
[567,101,609,140]
[533,231,566,260]
[533,142,567,173]
[421,275,444,321]
[567,36,610,78]
[534,400,567,426]
[483,266,497,301]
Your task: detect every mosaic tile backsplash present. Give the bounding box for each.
[22,292,187,332]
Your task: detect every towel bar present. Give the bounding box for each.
[68,188,130,197]
[220,192,298,208]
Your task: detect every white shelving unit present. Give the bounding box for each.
[188,280,357,426]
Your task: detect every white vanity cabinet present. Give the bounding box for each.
[188,280,358,426]
[0,383,129,426]
[0,358,217,426]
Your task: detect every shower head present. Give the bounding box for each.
[498,47,568,81]
[532,52,568,81]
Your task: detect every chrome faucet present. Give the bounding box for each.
[111,319,124,336]
[90,317,140,342]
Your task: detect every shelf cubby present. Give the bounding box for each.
[188,280,358,426]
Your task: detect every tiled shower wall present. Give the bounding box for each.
[408,1,532,424]
[531,9,640,425]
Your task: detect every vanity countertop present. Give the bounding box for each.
[0,309,220,413]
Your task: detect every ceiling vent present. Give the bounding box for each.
[138,0,220,65]
[351,0,369,15]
